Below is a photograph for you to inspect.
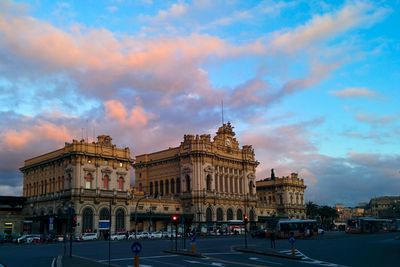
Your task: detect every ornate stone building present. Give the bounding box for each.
[256,170,306,220]
[133,123,259,230]
[20,135,132,235]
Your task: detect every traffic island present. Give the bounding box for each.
[59,255,109,267]
[163,249,204,258]
[233,246,302,260]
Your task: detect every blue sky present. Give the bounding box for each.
[0,0,399,206]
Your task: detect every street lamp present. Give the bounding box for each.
[63,202,74,257]
[134,195,148,239]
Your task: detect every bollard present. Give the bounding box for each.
[191,242,196,254]
[134,255,139,267]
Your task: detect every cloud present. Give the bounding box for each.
[330,87,378,98]
[1,122,72,150]
[355,113,397,125]
[269,1,389,53]
[104,99,154,128]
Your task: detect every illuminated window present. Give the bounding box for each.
[118,177,124,190]
[119,162,123,167]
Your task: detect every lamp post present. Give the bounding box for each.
[134,195,148,239]
[63,202,74,257]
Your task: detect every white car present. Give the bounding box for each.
[152,231,163,239]
[111,232,127,241]
[318,228,325,235]
[78,233,98,241]
[17,234,41,244]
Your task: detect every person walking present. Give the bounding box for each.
[270,230,276,249]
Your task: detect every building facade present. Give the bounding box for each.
[20,135,132,236]
[256,170,306,220]
[133,123,259,231]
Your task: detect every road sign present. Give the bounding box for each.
[131,242,142,255]
[288,236,296,245]
[99,220,110,230]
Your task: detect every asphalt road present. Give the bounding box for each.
[0,232,399,267]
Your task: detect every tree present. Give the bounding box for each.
[318,205,338,229]
[306,201,319,219]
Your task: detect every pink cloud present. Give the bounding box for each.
[104,99,154,128]
[2,122,71,150]
[330,87,378,98]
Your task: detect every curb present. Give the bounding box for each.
[163,249,204,258]
[234,247,302,260]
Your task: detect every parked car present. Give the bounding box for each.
[111,232,127,241]
[152,231,163,239]
[318,228,325,235]
[17,234,40,244]
[77,233,98,241]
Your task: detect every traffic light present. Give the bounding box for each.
[171,215,179,225]
[72,215,77,227]
[243,214,248,224]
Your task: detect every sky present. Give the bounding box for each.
[0,0,399,206]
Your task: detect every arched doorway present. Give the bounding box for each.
[216,208,223,221]
[115,208,125,232]
[99,208,110,238]
[206,207,213,222]
[236,209,243,220]
[227,208,233,220]
[82,207,94,233]
[249,210,255,222]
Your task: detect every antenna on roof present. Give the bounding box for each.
[86,119,88,143]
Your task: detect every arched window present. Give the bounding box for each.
[165,180,169,195]
[216,208,223,221]
[185,175,190,192]
[206,207,213,222]
[99,208,110,220]
[82,207,94,233]
[103,175,109,189]
[155,181,159,195]
[227,208,233,220]
[236,209,243,220]
[138,183,142,192]
[249,210,255,222]
[171,179,175,194]
[206,175,212,191]
[160,180,164,196]
[85,173,93,189]
[176,178,181,194]
[115,208,125,232]
[118,177,124,190]
[149,182,153,195]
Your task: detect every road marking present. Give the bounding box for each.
[99,255,179,262]
[249,257,283,265]
[279,249,347,267]
[184,260,225,266]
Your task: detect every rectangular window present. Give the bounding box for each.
[85,180,91,189]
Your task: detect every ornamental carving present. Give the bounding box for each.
[204,166,214,173]
[247,173,255,180]
[181,166,192,175]
[101,167,113,174]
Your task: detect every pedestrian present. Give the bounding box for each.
[270,230,276,249]
[125,231,129,239]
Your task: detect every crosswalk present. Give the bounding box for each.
[279,249,347,267]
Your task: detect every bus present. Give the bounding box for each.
[391,219,400,232]
[346,217,392,234]
[276,219,318,238]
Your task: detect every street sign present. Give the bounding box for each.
[99,220,110,230]
[131,242,142,255]
[288,236,296,245]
